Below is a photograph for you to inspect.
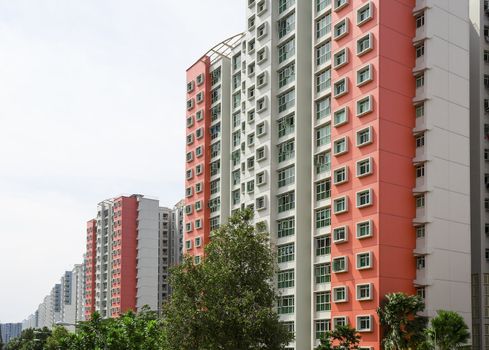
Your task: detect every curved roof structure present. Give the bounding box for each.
[188,33,245,69]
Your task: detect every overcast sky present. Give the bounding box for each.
[0,0,244,323]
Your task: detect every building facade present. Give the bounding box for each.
[184,0,472,348]
[0,323,22,344]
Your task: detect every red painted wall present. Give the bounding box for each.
[111,196,138,317]
[84,219,97,319]
[330,1,416,348]
[184,56,212,259]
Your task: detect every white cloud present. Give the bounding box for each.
[0,0,244,322]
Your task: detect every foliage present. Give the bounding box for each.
[44,308,166,350]
[315,325,360,350]
[377,292,427,350]
[421,310,470,350]
[0,325,3,350]
[4,327,52,350]
[163,208,293,350]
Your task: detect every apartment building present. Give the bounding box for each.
[0,323,22,344]
[185,0,472,349]
[471,0,489,348]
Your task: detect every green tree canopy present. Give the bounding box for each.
[4,327,52,350]
[163,209,293,350]
[315,325,360,350]
[425,310,470,350]
[377,292,427,350]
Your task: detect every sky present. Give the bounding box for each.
[0,0,244,323]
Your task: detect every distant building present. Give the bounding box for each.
[0,323,22,344]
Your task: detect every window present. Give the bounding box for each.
[333,48,348,68]
[357,64,372,86]
[316,14,332,38]
[356,252,372,270]
[357,189,372,208]
[357,220,372,239]
[196,73,204,85]
[315,152,331,174]
[278,64,295,88]
[334,78,348,97]
[316,292,331,311]
[187,81,195,93]
[209,88,220,104]
[316,69,331,93]
[257,23,267,39]
[332,256,348,273]
[257,97,267,112]
[333,196,348,214]
[248,109,256,122]
[415,103,425,118]
[278,166,295,187]
[333,137,348,155]
[333,18,348,40]
[195,110,203,121]
[210,179,220,195]
[315,320,331,341]
[278,243,295,263]
[232,73,241,90]
[415,133,425,147]
[316,41,331,66]
[186,133,194,145]
[210,160,220,176]
[315,263,331,283]
[356,283,372,301]
[210,141,220,158]
[186,151,193,163]
[185,240,192,250]
[278,39,295,63]
[195,163,203,175]
[278,89,295,112]
[278,114,295,137]
[247,180,255,193]
[415,74,425,88]
[278,217,295,238]
[195,237,202,247]
[278,269,294,289]
[333,0,348,11]
[333,316,348,328]
[357,158,372,177]
[279,0,295,14]
[232,150,240,167]
[233,92,241,109]
[195,220,202,230]
[416,225,425,238]
[195,200,202,211]
[315,235,331,255]
[278,13,295,38]
[278,191,295,212]
[416,195,425,208]
[232,131,241,147]
[416,164,425,178]
[232,190,240,205]
[209,216,220,231]
[248,86,255,100]
[256,171,267,186]
[248,132,255,146]
[209,197,220,213]
[333,166,348,184]
[416,43,425,58]
[257,72,267,89]
[315,207,331,229]
[195,127,203,139]
[416,287,426,300]
[333,286,348,302]
[333,107,348,126]
[357,96,373,116]
[357,2,373,25]
[315,179,331,201]
[210,67,221,86]
[186,222,193,232]
[186,116,194,128]
[357,33,373,55]
[256,122,266,137]
[316,97,331,120]
[316,0,330,12]
[278,139,295,162]
[357,315,372,332]
[357,126,372,147]
[195,182,203,193]
[333,226,348,243]
[256,196,266,210]
[278,295,294,314]
[248,15,256,31]
[316,125,331,148]
[416,13,425,28]
[186,169,193,180]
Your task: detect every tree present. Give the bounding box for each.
[315,325,360,350]
[45,326,75,350]
[163,209,293,350]
[423,310,470,350]
[4,327,52,350]
[0,325,4,350]
[377,292,427,350]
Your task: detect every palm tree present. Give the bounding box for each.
[429,310,470,350]
[377,292,427,350]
